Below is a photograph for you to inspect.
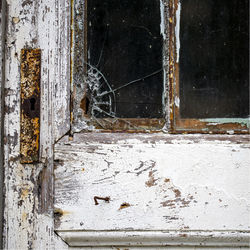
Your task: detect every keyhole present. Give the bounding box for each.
[30,98,36,111]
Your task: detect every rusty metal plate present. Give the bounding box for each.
[20,49,41,163]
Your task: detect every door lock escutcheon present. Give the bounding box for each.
[20,48,41,163]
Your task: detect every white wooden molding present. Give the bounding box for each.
[57,230,250,247]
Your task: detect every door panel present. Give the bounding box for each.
[54,133,250,247]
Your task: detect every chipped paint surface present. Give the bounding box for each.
[54,133,250,236]
[200,118,250,129]
[160,0,167,40]
[2,0,250,249]
[3,0,70,249]
[175,1,181,63]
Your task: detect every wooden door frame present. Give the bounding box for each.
[2,0,71,249]
[0,0,6,248]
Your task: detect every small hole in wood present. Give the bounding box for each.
[80,96,90,115]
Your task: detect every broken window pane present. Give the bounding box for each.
[179,0,249,118]
[87,0,163,118]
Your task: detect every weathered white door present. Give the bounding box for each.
[1,0,250,249]
[52,1,250,248]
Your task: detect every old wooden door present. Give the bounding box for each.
[2,0,250,249]
[53,0,250,249]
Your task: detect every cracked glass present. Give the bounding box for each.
[85,0,163,120]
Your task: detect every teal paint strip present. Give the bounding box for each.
[200,118,250,128]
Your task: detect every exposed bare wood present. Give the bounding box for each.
[57,133,250,144]
[3,0,250,249]
[3,0,70,249]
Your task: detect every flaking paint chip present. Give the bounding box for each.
[119,202,131,210]
[12,17,20,24]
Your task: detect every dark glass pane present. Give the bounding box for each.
[179,0,249,118]
[87,0,163,118]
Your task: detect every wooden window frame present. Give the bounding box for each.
[169,0,249,134]
[71,0,168,132]
[71,0,249,134]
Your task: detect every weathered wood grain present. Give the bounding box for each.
[3,0,70,249]
[2,0,250,249]
[54,133,250,246]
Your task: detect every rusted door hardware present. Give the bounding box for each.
[94,196,110,205]
[20,49,41,163]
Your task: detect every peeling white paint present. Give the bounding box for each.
[3,0,250,249]
[174,96,180,108]
[175,1,181,63]
[3,0,71,249]
[160,0,166,40]
[54,134,250,235]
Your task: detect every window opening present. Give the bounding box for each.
[72,0,165,132]
[87,0,163,119]
[170,0,249,133]
[72,0,249,133]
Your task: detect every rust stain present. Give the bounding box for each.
[54,208,71,217]
[119,202,131,210]
[54,208,71,228]
[161,190,194,209]
[168,0,175,131]
[94,196,110,205]
[179,233,188,237]
[20,49,41,163]
[80,95,90,117]
[145,170,158,187]
[173,188,181,198]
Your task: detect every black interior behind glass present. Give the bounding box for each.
[179,0,249,118]
[87,0,163,118]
